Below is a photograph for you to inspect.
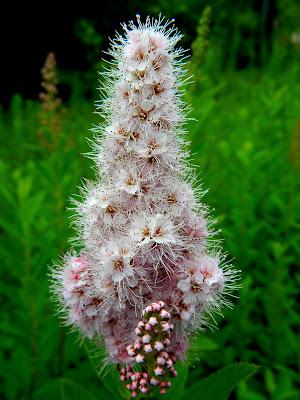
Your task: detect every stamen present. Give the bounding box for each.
[106,204,117,214]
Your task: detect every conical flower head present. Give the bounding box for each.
[51,15,239,369]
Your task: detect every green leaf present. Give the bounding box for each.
[0,215,21,239]
[19,191,45,226]
[166,362,189,399]
[84,341,129,399]
[33,378,98,400]
[179,363,258,400]
[16,174,33,201]
[189,334,218,353]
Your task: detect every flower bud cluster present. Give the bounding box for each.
[119,302,177,397]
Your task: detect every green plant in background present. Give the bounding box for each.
[190,6,212,86]
[148,0,275,69]
[0,52,95,400]
[38,53,65,151]
[289,120,300,170]
[75,19,103,66]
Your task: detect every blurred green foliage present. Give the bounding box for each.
[149,0,268,68]
[1,2,300,399]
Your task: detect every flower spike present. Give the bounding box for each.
[50,14,239,388]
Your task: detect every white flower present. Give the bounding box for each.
[99,240,136,283]
[177,256,224,306]
[117,168,142,195]
[133,132,168,159]
[156,179,196,216]
[180,304,195,321]
[132,213,178,246]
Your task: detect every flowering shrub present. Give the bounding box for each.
[51,15,239,397]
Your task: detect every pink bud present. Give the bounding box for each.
[145,323,152,331]
[131,381,138,390]
[154,341,164,351]
[166,358,173,367]
[142,334,151,344]
[160,388,167,395]
[135,327,141,335]
[145,305,153,314]
[135,354,144,363]
[140,387,148,394]
[149,316,158,326]
[160,351,169,359]
[150,377,158,386]
[127,345,136,357]
[163,338,170,346]
[144,344,152,353]
[152,302,161,312]
[134,339,142,350]
[160,309,171,320]
[138,321,145,329]
[157,356,166,365]
[161,321,170,332]
[154,366,164,376]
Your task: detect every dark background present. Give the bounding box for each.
[0,0,277,105]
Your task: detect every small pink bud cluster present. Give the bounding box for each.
[120,302,177,397]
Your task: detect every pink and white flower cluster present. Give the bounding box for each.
[51,15,238,368]
[120,301,177,397]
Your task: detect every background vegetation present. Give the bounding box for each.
[0,0,299,399]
